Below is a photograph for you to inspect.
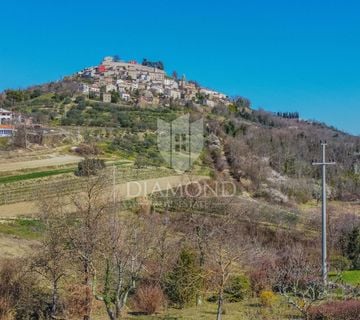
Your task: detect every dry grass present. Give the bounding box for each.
[0,234,39,258]
[0,154,82,173]
[122,298,300,320]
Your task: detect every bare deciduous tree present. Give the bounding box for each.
[205,213,257,320]
[95,214,158,320]
[33,198,69,318]
[273,246,325,319]
[64,172,112,320]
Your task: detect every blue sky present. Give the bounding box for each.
[0,0,359,135]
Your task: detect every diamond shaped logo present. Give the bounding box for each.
[157,114,203,173]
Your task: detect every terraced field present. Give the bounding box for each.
[0,154,83,172]
[0,169,208,217]
[0,166,175,204]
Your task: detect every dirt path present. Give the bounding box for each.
[0,175,208,217]
[0,155,83,172]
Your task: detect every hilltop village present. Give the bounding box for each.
[0,55,253,143]
[76,56,231,107]
[0,56,238,140]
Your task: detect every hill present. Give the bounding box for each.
[0,57,360,201]
[1,56,360,320]
[1,55,359,202]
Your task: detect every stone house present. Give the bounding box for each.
[164,88,181,100]
[102,93,112,103]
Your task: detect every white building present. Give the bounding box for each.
[139,73,151,81]
[89,86,100,93]
[131,82,139,91]
[79,83,89,94]
[200,88,227,100]
[88,86,101,98]
[205,99,215,108]
[101,58,166,82]
[120,93,130,101]
[105,84,117,92]
[0,125,15,137]
[164,78,176,87]
[171,81,179,89]
[103,56,114,63]
[151,85,164,95]
[200,88,216,97]
[117,86,126,93]
[0,108,12,124]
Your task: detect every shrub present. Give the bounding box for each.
[259,290,277,308]
[207,274,250,303]
[249,269,273,296]
[64,284,101,318]
[132,284,165,315]
[165,248,202,308]
[75,158,105,176]
[134,154,148,169]
[210,148,226,172]
[74,143,100,156]
[308,300,360,320]
[280,179,313,204]
[330,255,351,272]
[63,97,71,104]
[0,259,51,320]
[341,226,360,269]
[223,275,250,302]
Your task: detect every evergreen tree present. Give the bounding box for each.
[342,226,360,269]
[166,248,202,308]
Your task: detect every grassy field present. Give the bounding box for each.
[0,160,132,184]
[0,168,75,184]
[340,270,360,285]
[0,218,44,240]
[102,299,299,320]
[0,218,42,258]
[330,270,360,285]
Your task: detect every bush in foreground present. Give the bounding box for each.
[165,248,202,308]
[0,259,52,320]
[259,290,277,308]
[207,274,251,303]
[132,284,165,315]
[223,274,250,302]
[308,300,360,320]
